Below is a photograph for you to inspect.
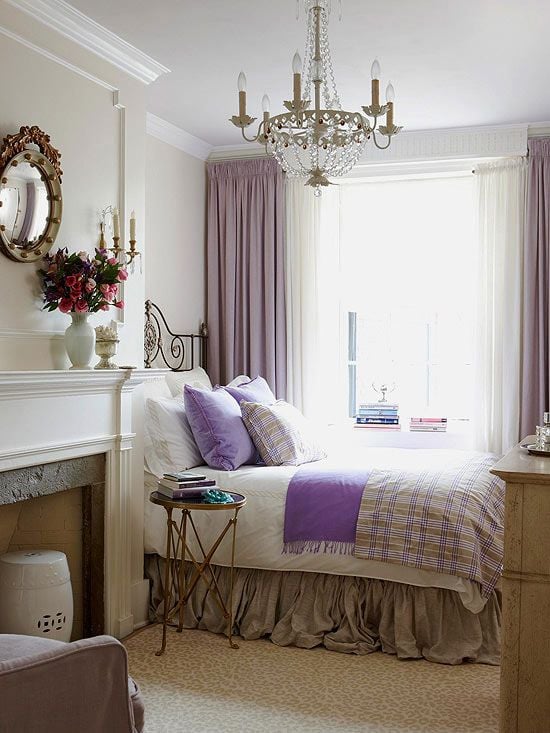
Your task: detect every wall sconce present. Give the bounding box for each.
[99,205,141,267]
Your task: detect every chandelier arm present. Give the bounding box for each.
[372,129,393,150]
[240,121,267,144]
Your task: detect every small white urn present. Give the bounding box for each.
[64,312,95,369]
[94,325,119,369]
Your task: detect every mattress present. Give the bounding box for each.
[144,446,491,613]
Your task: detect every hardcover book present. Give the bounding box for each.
[157,483,211,499]
[162,471,208,484]
[159,478,216,490]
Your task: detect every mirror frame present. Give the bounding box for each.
[0,126,63,263]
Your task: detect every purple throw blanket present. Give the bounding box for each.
[283,464,370,554]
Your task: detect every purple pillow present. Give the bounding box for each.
[184,384,257,471]
[224,376,276,405]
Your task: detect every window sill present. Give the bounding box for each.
[328,421,474,451]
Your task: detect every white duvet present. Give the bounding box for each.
[144,446,492,613]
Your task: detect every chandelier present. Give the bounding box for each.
[230,0,402,195]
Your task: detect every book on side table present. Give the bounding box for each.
[157,471,216,499]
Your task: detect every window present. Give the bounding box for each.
[339,174,476,429]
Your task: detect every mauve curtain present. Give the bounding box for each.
[207,158,286,396]
[521,138,550,436]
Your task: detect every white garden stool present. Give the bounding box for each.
[0,550,73,642]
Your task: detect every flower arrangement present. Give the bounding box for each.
[39,248,127,313]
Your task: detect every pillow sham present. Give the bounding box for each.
[241,400,326,467]
[226,374,251,388]
[224,376,276,405]
[184,384,257,471]
[165,366,212,398]
[144,396,203,476]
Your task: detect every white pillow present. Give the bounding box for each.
[165,367,212,397]
[144,396,203,475]
[241,400,326,466]
[142,376,172,401]
[226,374,250,387]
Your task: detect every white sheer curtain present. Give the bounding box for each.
[285,179,343,421]
[474,158,527,454]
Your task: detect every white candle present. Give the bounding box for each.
[130,210,136,240]
[112,207,120,238]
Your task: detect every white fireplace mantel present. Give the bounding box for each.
[0,368,167,639]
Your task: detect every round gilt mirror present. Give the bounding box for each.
[0,126,62,263]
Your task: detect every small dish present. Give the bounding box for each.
[522,443,550,457]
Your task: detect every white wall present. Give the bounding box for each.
[145,135,206,334]
[0,2,145,371]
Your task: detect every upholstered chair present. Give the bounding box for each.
[0,633,144,732]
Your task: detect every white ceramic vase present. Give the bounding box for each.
[64,312,95,369]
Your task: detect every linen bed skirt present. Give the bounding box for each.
[145,555,501,665]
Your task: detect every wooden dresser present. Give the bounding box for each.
[491,438,550,733]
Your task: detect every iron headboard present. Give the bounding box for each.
[144,300,208,371]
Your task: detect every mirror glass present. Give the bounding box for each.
[0,161,50,249]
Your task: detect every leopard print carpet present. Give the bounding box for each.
[124,625,499,733]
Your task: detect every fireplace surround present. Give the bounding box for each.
[0,368,164,638]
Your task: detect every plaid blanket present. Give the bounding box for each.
[354,454,504,598]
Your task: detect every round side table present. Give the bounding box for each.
[149,491,246,656]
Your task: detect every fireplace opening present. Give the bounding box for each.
[0,455,105,640]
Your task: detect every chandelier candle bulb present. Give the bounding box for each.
[386,82,395,127]
[237,71,247,118]
[386,101,394,128]
[262,94,271,128]
[129,210,136,241]
[292,51,302,106]
[371,78,380,107]
[371,59,381,106]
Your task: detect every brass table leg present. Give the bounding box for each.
[228,507,240,649]
[156,507,173,656]
[177,510,188,633]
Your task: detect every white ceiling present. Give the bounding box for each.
[69,0,550,147]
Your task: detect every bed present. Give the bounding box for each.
[142,302,503,665]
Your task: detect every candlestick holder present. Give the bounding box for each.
[109,235,141,265]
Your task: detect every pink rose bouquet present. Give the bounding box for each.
[39,248,127,313]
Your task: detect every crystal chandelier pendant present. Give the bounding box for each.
[230,0,402,194]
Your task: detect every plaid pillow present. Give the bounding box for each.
[241,400,326,466]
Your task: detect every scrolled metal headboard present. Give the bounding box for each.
[144,300,208,371]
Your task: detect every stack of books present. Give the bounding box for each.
[409,417,448,433]
[157,471,216,499]
[355,403,400,430]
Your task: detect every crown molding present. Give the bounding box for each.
[146,113,212,161]
[5,0,170,84]
[0,22,117,90]
[528,122,550,138]
[208,144,268,162]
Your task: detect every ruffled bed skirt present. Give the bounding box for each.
[144,555,501,665]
